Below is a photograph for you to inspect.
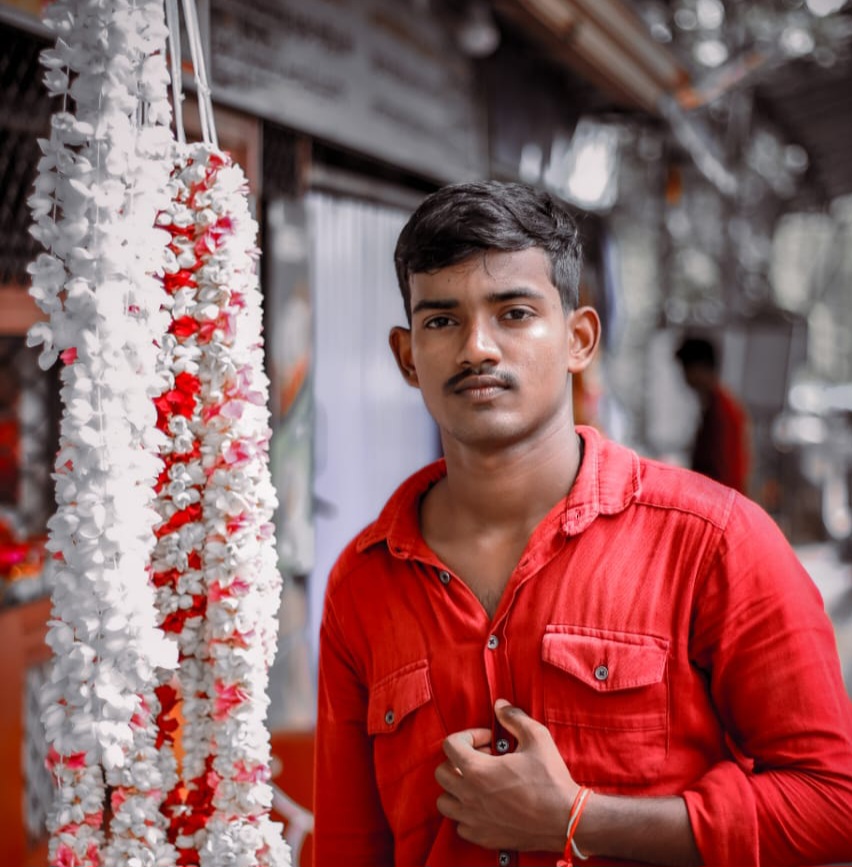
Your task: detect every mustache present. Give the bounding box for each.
[443,367,518,394]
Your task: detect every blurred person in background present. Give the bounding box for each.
[0,363,20,505]
[675,335,750,494]
[314,181,852,867]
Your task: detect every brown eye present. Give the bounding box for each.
[424,316,455,329]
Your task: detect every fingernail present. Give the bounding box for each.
[494,698,511,711]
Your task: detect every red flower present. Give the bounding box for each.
[154,502,203,539]
[154,465,170,493]
[151,568,180,588]
[163,441,202,467]
[160,594,207,632]
[154,372,202,428]
[162,270,198,294]
[200,402,222,424]
[175,370,202,400]
[169,316,201,340]
[154,683,180,748]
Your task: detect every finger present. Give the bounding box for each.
[493,699,544,748]
[442,727,492,769]
[436,791,463,821]
[434,759,465,794]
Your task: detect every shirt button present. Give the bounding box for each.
[384,710,395,726]
[438,570,451,585]
[594,664,609,681]
[487,635,499,650]
[495,738,510,754]
[498,851,511,866]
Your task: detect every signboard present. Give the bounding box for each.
[208,0,486,182]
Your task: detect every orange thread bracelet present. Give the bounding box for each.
[556,786,593,867]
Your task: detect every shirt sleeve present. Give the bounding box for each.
[314,580,394,867]
[685,496,852,866]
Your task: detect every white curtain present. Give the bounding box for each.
[307,191,439,658]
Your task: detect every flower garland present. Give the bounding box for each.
[152,142,288,867]
[151,148,220,861]
[29,1,289,864]
[27,0,180,865]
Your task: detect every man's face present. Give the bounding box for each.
[390,247,589,453]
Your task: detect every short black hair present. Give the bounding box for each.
[675,336,718,370]
[394,180,583,322]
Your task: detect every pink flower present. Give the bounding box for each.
[53,843,80,867]
[110,789,127,812]
[85,842,100,866]
[208,581,227,603]
[46,747,87,771]
[208,577,251,603]
[232,760,269,784]
[226,513,251,534]
[222,439,253,466]
[213,680,249,720]
[86,810,103,829]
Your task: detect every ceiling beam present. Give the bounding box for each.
[500,0,739,196]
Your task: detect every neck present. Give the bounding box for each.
[437,422,584,531]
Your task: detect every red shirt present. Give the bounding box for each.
[691,383,750,493]
[315,426,852,867]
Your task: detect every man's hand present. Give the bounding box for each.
[434,699,576,852]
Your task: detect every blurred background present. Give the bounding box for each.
[1,0,851,863]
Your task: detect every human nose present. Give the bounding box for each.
[456,316,500,368]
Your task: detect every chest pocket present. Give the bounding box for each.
[541,626,670,787]
[367,659,446,793]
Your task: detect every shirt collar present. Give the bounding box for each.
[356,425,640,556]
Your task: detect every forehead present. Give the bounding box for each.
[409,247,556,298]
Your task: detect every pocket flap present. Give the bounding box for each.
[542,629,668,692]
[367,659,433,735]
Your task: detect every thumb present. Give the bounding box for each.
[494,699,539,746]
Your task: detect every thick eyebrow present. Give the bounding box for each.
[411,288,546,316]
[411,298,459,315]
[486,288,547,304]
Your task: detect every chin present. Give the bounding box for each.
[446,421,531,451]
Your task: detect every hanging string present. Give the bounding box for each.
[181,0,218,149]
[164,0,217,148]
[165,0,186,145]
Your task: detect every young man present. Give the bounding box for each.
[675,335,750,494]
[314,181,852,867]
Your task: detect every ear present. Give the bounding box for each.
[566,306,601,374]
[389,326,420,388]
